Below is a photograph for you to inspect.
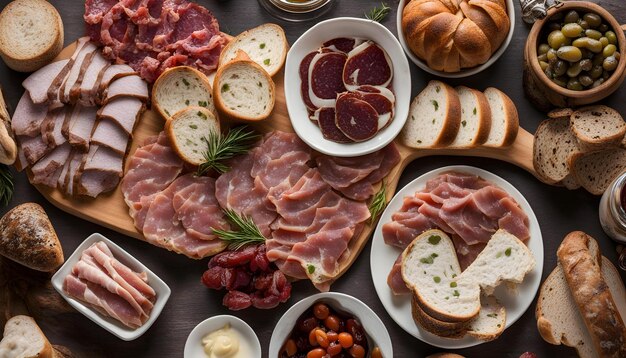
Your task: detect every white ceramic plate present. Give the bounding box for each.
[285,17,411,157]
[396,0,515,78]
[184,315,261,358]
[370,166,543,349]
[268,292,393,357]
[51,233,171,341]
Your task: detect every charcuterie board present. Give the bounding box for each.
[32,42,536,283]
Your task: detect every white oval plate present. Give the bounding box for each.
[184,315,261,358]
[370,166,543,349]
[268,292,393,357]
[285,17,411,157]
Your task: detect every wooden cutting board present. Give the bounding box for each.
[31,42,536,283]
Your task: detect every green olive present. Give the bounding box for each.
[585,29,602,40]
[573,37,603,53]
[554,60,569,76]
[557,46,583,62]
[590,64,604,79]
[548,30,567,49]
[579,75,593,86]
[592,53,605,66]
[567,61,582,77]
[567,78,583,90]
[578,20,590,30]
[562,23,584,38]
[540,61,549,71]
[547,48,558,62]
[606,31,617,45]
[603,44,617,57]
[538,43,550,55]
[547,22,561,32]
[552,76,568,87]
[603,56,618,71]
[537,53,548,62]
[599,36,609,47]
[564,10,580,24]
[583,13,602,28]
[579,58,593,71]
[603,69,611,79]
[545,66,554,78]
[592,78,605,87]
[598,24,609,33]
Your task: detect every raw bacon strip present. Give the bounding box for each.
[334,93,378,142]
[343,41,393,90]
[94,241,155,296]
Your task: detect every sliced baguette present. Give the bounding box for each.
[219,23,287,77]
[451,86,491,148]
[483,87,519,147]
[166,106,220,166]
[152,66,215,120]
[533,117,582,185]
[401,81,461,149]
[214,51,275,121]
[572,148,626,195]
[0,0,63,72]
[466,295,506,341]
[0,315,54,358]
[570,105,626,151]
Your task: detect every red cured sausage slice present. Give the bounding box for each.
[300,51,319,111]
[354,86,395,130]
[323,37,359,53]
[335,93,378,142]
[309,52,347,107]
[343,42,393,89]
[311,107,352,143]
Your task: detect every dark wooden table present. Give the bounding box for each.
[0,0,625,357]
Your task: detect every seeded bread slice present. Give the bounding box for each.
[166,106,220,166]
[219,23,287,77]
[401,80,461,149]
[451,86,491,148]
[483,87,519,148]
[572,148,626,195]
[152,66,215,120]
[533,118,582,185]
[570,105,626,151]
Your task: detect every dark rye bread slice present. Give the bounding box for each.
[533,118,582,185]
[570,105,626,151]
[547,107,573,120]
[572,148,626,195]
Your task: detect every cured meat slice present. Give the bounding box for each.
[323,37,361,53]
[308,52,347,108]
[354,86,395,130]
[63,105,98,150]
[311,107,352,143]
[300,51,319,112]
[334,93,378,142]
[40,108,68,149]
[30,143,71,187]
[22,60,70,105]
[77,146,124,197]
[343,41,393,90]
[98,64,136,92]
[76,52,110,105]
[16,135,49,169]
[387,255,411,295]
[12,92,49,137]
[91,241,155,297]
[47,37,92,108]
[58,149,83,195]
[91,119,130,154]
[104,75,149,103]
[98,97,144,134]
[59,42,98,104]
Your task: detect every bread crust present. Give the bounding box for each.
[165,106,219,165]
[485,87,518,147]
[435,81,461,147]
[411,295,469,338]
[547,108,573,120]
[557,231,626,358]
[570,105,626,151]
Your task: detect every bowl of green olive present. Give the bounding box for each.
[524,1,626,108]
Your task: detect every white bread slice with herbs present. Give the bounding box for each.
[533,117,582,185]
[214,50,275,122]
[165,107,220,166]
[411,295,469,338]
[570,105,626,151]
[451,86,491,148]
[0,315,54,358]
[0,0,64,72]
[466,295,506,341]
[219,23,287,77]
[401,81,461,149]
[572,148,626,195]
[152,66,215,120]
[483,88,519,148]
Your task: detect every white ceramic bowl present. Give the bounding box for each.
[51,233,171,341]
[396,0,515,78]
[285,17,411,157]
[269,292,393,357]
[184,315,261,358]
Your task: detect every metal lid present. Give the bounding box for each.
[520,0,561,24]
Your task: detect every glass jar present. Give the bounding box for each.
[258,0,335,22]
[599,171,626,270]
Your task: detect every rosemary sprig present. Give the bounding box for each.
[0,165,13,206]
[196,126,260,176]
[212,208,266,250]
[368,181,388,224]
[365,2,391,23]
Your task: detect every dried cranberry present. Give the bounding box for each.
[223,290,252,310]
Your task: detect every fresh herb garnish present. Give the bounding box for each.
[365,2,391,23]
[368,181,387,224]
[0,165,13,206]
[196,126,259,176]
[212,208,266,250]
[307,265,316,274]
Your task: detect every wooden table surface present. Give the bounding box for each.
[0,0,625,357]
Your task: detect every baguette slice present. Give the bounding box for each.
[166,106,220,166]
[0,315,53,358]
[0,0,63,72]
[533,117,581,185]
[214,51,275,121]
[401,81,461,149]
[465,295,506,341]
[451,86,491,148]
[572,148,626,195]
[152,66,215,120]
[570,105,626,151]
[219,23,287,77]
[483,87,519,147]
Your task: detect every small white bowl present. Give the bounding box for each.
[269,292,393,357]
[51,233,171,341]
[396,0,515,78]
[285,17,411,157]
[184,315,261,358]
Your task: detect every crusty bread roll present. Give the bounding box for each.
[402,0,510,72]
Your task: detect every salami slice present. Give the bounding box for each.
[322,37,361,53]
[335,93,378,142]
[311,107,352,143]
[300,51,319,111]
[355,86,395,130]
[308,52,347,108]
[343,41,393,90]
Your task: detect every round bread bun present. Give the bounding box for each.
[0,0,64,72]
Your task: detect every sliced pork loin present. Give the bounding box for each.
[22,59,69,104]
[17,135,49,170]
[91,119,130,154]
[97,96,144,134]
[75,51,110,105]
[12,92,49,137]
[104,75,149,104]
[41,107,69,149]
[58,41,98,104]
[30,142,71,187]
[97,64,135,93]
[46,37,92,108]
[62,105,98,150]
[76,145,124,197]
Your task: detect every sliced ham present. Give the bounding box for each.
[104,75,149,103]
[76,145,124,197]
[12,93,49,137]
[63,105,98,150]
[343,41,393,90]
[16,135,49,169]
[41,107,68,149]
[92,241,154,296]
[47,37,92,107]
[76,52,110,105]
[59,42,98,104]
[22,59,70,104]
[91,119,130,154]
[98,96,144,134]
[30,143,71,187]
[97,64,136,92]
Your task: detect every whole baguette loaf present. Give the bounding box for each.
[557,231,626,358]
